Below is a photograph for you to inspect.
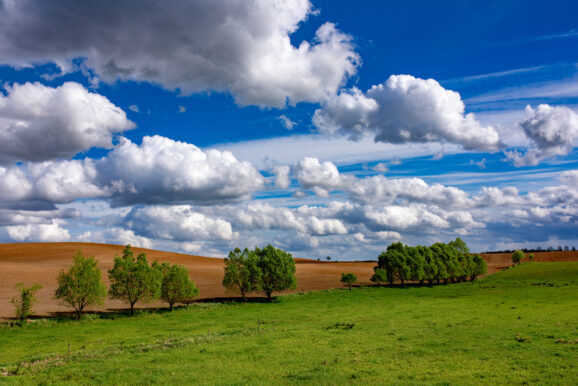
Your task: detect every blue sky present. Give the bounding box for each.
[0,0,577,259]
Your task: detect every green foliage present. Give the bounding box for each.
[370,268,388,285]
[155,262,199,310]
[54,252,106,320]
[340,272,357,290]
[10,283,42,322]
[253,244,297,301]
[377,238,485,286]
[529,253,535,261]
[511,249,525,266]
[222,248,261,302]
[471,254,488,281]
[448,237,470,254]
[108,245,161,315]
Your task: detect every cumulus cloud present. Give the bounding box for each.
[78,228,153,249]
[0,82,133,164]
[4,221,71,242]
[123,205,236,241]
[506,105,578,166]
[291,157,471,207]
[314,75,502,151]
[293,157,351,196]
[0,135,264,208]
[273,165,291,189]
[99,136,264,205]
[0,0,359,107]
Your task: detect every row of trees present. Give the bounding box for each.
[371,238,487,286]
[222,244,297,302]
[11,245,199,321]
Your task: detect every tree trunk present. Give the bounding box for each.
[130,301,136,316]
[266,289,272,302]
[241,290,246,304]
[169,302,174,311]
[348,283,352,290]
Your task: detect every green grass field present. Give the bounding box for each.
[1,262,577,384]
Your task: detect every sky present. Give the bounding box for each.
[0,0,577,259]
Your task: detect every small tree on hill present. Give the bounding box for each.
[155,262,199,311]
[511,249,524,266]
[254,244,297,301]
[470,254,487,281]
[55,252,106,320]
[371,268,388,286]
[529,253,534,261]
[108,245,161,315]
[222,248,261,303]
[11,283,42,322]
[341,272,357,290]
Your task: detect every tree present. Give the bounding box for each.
[470,254,487,281]
[371,268,388,286]
[155,262,199,310]
[11,283,42,322]
[529,253,535,261]
[55,252,106,320]
[341,272,357,290]
[511,249,524,266]
[449,237,470,254]
[254,244,297,301]
[108,245,161,315]
[222,248,260,303]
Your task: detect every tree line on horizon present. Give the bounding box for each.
[370,238,487,286]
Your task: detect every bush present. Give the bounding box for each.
[10,283,42,322]
[511,250,524,266]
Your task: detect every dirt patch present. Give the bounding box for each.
[0,242,375,319]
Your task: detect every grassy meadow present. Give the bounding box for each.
[1,262,577,384]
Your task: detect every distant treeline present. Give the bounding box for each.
[372,238,487,286]
[482,245,576,254]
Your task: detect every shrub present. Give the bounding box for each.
[10,283,42,322]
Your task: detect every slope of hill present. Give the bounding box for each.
[0,242,375,319]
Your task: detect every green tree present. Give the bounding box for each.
[108,245,161,315]
[449,237,470,254]
[422,246,438,285]
[470,254,487,281]
[54,252,106,320]
[155,262,199,310]
[254,244,297,301]
[341,272,357,290]
[371,268,388,286]
[10,283,42,322]
[222,248,261,303]
[529,253,535,261]
[511,249,524,266]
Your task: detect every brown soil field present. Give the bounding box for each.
[0,242,375,319]
[480,250,578,273]
[1,243,576,320]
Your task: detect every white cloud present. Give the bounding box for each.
[0,82,134,163]
[123,205,236,241]
[278,115,296,130]
[314,75,502,151]
[78,228,153,249]
[178,105,186,113]
[99,135,264,205]
[506,104,578,166]
[293,157,351,197]
[5,221,70,242]
[0,0,359,107]
[128,105,139,113]
[0,135,264,208]
[273,165,291,189]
